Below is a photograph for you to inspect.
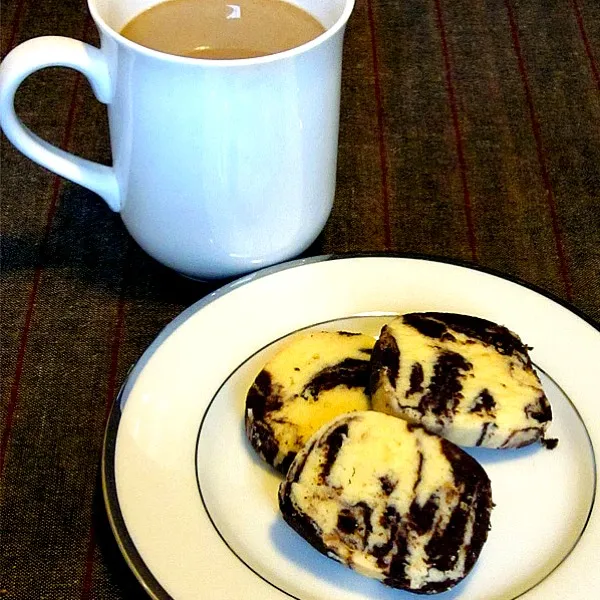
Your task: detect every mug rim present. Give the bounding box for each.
[88,0,356,67]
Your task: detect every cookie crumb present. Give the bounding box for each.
[541,437,559,450]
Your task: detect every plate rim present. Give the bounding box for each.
[101,252,600,600]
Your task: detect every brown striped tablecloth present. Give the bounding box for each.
[1,1,599,598]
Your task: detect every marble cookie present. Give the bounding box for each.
[279,411,493,594]
[370,312,552,448]
[245,330,374,473]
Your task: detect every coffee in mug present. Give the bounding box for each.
[120,0,326,59]
[0,0,355,280]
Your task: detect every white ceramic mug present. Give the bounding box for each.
[0,0,354,279]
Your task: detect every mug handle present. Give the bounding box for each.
[0,36,120,211]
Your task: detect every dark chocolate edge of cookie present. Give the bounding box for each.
[278,494,334,560]
[402,312,529,359]
[499,425,545,449]
[369,325,400,394]
[438,439,493,579]
[245,418,293,474]
[245,369,292,473]
[278,434,334,558]
[383,438,493,594]
[381,578,457,594]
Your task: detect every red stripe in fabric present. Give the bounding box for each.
[0,63,87,480]
[79,523,99,600]
[1,271,41,479]
[433,0,478,263]
[4,0,28,55]
[504,0,573,300]
[571,0,600,93]
[366,1,392,251]
[80,256,129,600]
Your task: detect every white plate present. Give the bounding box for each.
[102,255,600,600]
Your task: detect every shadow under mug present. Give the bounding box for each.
[0,0,355,280]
